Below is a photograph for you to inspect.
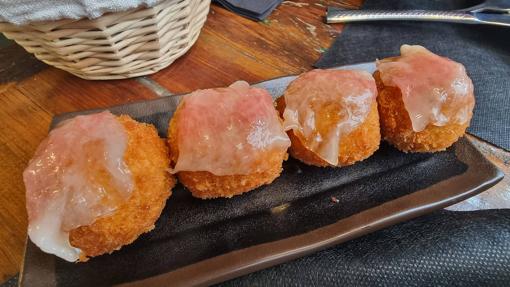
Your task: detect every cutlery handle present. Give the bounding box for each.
[326,8,479,24]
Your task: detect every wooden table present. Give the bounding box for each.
[1,0,508,283]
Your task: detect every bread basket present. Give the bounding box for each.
[0,0,210,80]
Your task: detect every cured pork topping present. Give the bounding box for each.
[172,81,290,176]
[24,111,133,262]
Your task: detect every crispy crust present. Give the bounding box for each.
[374,71,469,152]
[168,102,287,199]
[69,115,175,260]
[276,97,380,167]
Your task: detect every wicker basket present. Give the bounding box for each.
[0,0,210,80]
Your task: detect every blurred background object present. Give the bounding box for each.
[213,0,283,21]
[0,0,211,80]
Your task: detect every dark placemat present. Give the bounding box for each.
[0,36,47,84]
[316,0,510,150]
[0,275,18,287]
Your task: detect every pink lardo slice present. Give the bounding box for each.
[23,111,133,262]
[377,45,475,132]
[172,81,290,176]
[282,69,377,165]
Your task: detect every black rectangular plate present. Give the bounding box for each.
[20,64,503,287]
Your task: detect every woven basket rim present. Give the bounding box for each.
[0,0,173,26]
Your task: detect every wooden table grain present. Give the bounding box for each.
[0,0,508,283]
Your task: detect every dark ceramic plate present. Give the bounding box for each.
[20,64,503,287]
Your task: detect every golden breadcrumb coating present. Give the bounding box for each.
[168,103,287,199]
[374,71,470,152]
[69,115,175,260]
[276,97,380,167]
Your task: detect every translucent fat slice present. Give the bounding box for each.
[377,45,475,132]
[282,69,377,165]
[172,81,290,176]
[23,111,133,262]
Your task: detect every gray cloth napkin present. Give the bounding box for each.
[0,0,161,25]
[315,0,510,150]
[213,0,282,21]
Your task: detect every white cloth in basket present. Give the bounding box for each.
[0,0,163,25]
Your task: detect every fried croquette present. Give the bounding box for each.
[374,45,474,152]
[167,81,290,199]
[278,69,380,167]
[69,115,175,260]
[276,96,380,167]
[374,71,470,152]
[168,100,288,199]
